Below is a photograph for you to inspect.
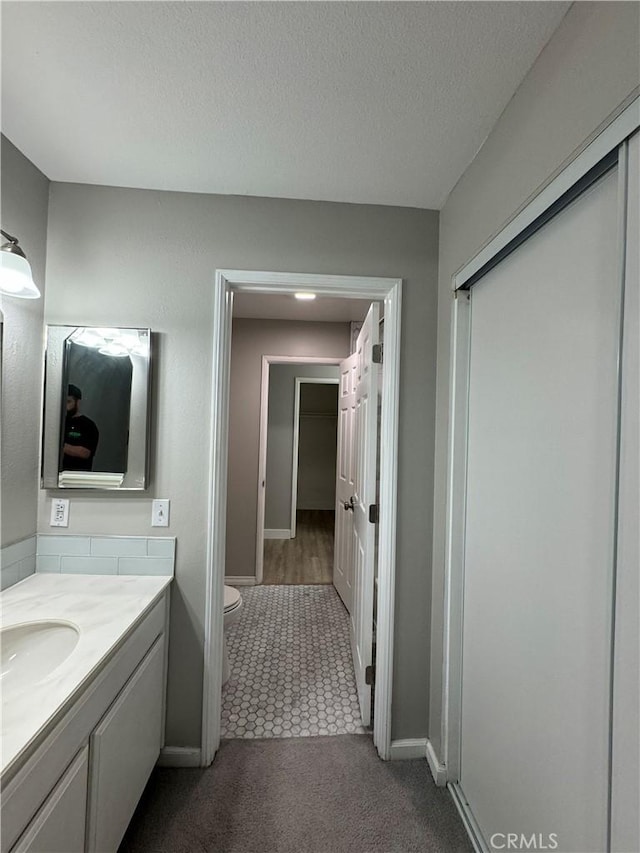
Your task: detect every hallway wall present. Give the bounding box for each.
[229,324,347,564]
[296,382,339,512]
[264,362,341,532]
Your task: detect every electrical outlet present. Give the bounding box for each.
[50,498,69,527]
[151,499,170,527]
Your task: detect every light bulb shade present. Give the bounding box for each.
[0,249,41,299]
[98,342,129,357]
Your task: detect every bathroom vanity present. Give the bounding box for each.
[0,574,172,853]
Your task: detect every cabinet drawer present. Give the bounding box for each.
[86,636,164,853]
[11,746,88,853]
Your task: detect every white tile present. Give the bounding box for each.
[91,537,148,557]
[1,565,20,590]
[146,538,176,558]
[38,536,91,556]
[36,555,61,573]
[220,585,367,741]
[18,555,36,581]
[118,557,174,576]
[1,535,37,567]
[60,556,118,575]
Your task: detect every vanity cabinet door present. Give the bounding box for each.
[11,746,88,853]
[86,636,164,853]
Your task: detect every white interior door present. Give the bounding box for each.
[459,168,621,852]
[351,302,379,726]
[333,352,358,613]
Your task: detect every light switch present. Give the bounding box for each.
[50,498,69,527]
[151,499,170,527]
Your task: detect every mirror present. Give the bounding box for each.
[41,326,151,490]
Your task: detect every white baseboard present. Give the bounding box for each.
[449,783,488,852]
[264,529,291,539]
[157,746,202,768]
[389,738,428,760]
[225,575,256,586]
[426,739,448,786]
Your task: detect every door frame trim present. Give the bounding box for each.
[441,96,639,790]
[202,270,402,765]
[256,357,341,583]
[290,375,340,539]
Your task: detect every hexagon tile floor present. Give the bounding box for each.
[221,584,368,740]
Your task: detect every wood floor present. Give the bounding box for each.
[263,510,335,584]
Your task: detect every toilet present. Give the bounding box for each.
[222,585,243,685]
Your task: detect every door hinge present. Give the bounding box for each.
[365,665,375,686]
[368,504,379,524]
[372,343,383,364]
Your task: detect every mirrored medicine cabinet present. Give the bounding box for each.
[41,326,152,490]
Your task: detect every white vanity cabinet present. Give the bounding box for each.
[86,638,165,853]
[2,589,170,853]
[11,747,89,853]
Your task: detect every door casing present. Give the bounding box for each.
[202,270,402,765]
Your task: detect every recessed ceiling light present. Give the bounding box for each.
[294,292,316,301]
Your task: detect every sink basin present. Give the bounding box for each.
[1,620,80,690]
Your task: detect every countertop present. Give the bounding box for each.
[0,573,172,778]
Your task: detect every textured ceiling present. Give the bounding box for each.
[233,293,371,322]
[1,1,569,209]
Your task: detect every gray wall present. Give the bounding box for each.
[1,136,49,547]
[429,0,640,758]
[265,363,341,531]
[39,192,439,748]
[297,383,339,511]
[228,324,347,567]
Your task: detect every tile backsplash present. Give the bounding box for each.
[36,535,175,577]
[1,535,175,591]
[1,536,37,590]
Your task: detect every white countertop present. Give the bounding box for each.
[0,573,172,778]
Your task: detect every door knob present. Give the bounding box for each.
[343,496,355,511]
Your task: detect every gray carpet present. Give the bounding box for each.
[119,735,473,853]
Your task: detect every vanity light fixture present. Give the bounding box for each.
[98,341,130,357]
[72,327,148,357]
[294,292,316,301]
[0,229,41,299]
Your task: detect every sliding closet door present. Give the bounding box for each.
[460,168,621,852]
[610,132,639,853]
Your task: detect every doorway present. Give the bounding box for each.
[202,271,402,765]
[254,357,343,585]
[221,311,377,741]
[264,372,340,585]
[223,354,362,742]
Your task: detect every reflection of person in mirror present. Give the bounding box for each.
[63,384,99,471]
